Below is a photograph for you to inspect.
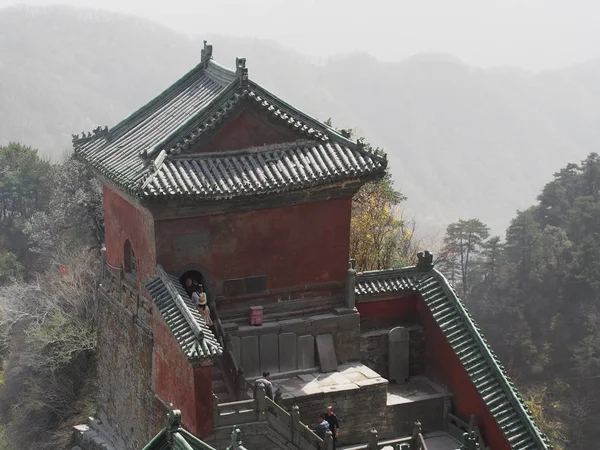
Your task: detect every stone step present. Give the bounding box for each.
[212,366,224,381]
[216,391,231,403]
[212,379,227,393]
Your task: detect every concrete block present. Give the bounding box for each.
[279,318,309,335]
[310,314,339,335]
[260,334,279,374]
[235,322,281,337]
[297,335,315,370]
[337,312,360,331]
[316,334,338,373]
[389,327,410,383]
[241,335,260,377]
[278,332,297,372]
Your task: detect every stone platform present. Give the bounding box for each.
[269,363,387,401]
[386,376,450,406]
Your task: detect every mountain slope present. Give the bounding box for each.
[2,6,600,234]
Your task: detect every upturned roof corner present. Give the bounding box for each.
[201,40,213,67]
[72,39,388,201]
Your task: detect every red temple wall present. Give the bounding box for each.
[155,197,353,292]
[194,108,296,153]
[103,185,156,283]
[153,314,213,435]
[357,294,510,450]
[356,296,418,321]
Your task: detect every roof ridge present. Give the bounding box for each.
[356,266,422,279]
[430,269,552,449]
[81,56,237,149]
[156,265,205,342]
[170,139,323,159]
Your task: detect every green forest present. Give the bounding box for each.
[0,143,103,449]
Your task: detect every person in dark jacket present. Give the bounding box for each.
[324,405,340,449]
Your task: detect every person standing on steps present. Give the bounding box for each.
[324,405,340,450]
[253,371,274,400]
[196,285,213,327]
[314,414,330,450]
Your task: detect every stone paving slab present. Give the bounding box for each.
[386,376,451,406]
[272,362,387,400]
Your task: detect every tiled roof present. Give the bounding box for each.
[141,140,384,199]
[145,265,222,361]
[73,44,387,200]
[143,406,217,450]
[355,267,553,450]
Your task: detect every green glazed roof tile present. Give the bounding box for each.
[73,48,386,200]
[355,267,553,450]
[142,407,218,450]
[145,265,222,362]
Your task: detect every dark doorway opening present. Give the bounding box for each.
[180,270,204,299]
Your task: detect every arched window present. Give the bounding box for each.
[123,239,137,277]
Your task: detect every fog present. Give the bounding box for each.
[2,0,599,69]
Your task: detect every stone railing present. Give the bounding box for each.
[446,413,488,450]
[361,421,427,450]
[213,316,252,401]
[214,385,327,450]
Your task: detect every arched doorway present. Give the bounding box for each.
[179,270,205,299]
[179,269,218,326]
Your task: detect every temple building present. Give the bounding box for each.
[71,42,553,450]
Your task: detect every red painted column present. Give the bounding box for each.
[194,361,214,437]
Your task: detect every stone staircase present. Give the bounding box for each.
[213,360,234,403]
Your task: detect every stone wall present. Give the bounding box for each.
[95,291,160,450]
[359,324,425,379]
[282,379,389,445]
[228,312,360,378]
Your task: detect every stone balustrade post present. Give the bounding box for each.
[237,368,245,399]
[255,384,266,422]
[324,430,333,450]
[410,420,422,450]
[368,428,378,450]
[213,393,219,427]
[291,404,300,446]
[346,260,357,309]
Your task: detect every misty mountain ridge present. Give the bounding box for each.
[1,6,599,235]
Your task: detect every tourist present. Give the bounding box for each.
[253,371,274,400]
[324,405,340,449]
[184,278,194,298]
[197,286,213,327]
[314,414,330,442]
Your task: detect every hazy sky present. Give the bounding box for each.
[1,0,599,69]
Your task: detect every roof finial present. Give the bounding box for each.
[236,57,248,86]
[416,251,434,271]
[201,40,213,66]
[166,403,182,443]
